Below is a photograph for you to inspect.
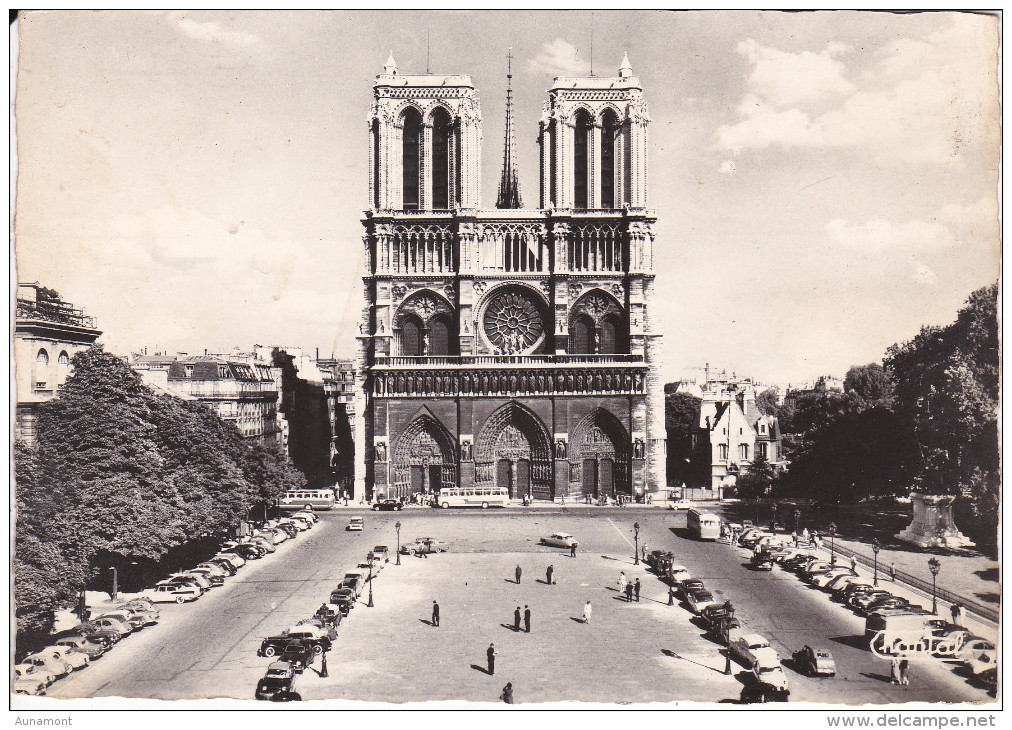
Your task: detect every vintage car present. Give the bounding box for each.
[812,568,857,589]
[400,538,448,555]
[74,622,124,645]
[669,500,694,511]
[848,589,893,610]
[372,498,404,511]
[146,582,201,604]
[670,569,692,586]
[753,657,790,692]
[677,579,706,600]
[962,638,997,675]
[700,603,735,630]
[212,552,247,569]
[540,532,577,548]
[255,662,298,701]
[730,634,776,668]
[55,635,109,660]
[22,651,73,680]
[245,537,277,554]
[278,641,314,672]
[793,645,836,677]
[110,602,160,626]
[86,615,135,637]
[95,610,149,632]
[341,571,368,596]
[186,568,226,588]
[372,545,390,563]
[347,516,365,531]
[686,589,719,614]
[12,666,47,695]
[329,586,357,609]
[739,676,790,704]
[646,550,675,573]
[164,573,211,592]
[750,553,775,571]
[38,645,90,672]
[273,521,300,538]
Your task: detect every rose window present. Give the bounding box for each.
[483,290,545,354]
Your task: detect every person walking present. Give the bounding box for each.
[546,564,554,585]
[618,571,628,593]
[634,578,641,602]
[890,657,902,685]
[513,606,522,631]
[950,603,963,626]
[501,682,514,704]
[523,605,531,633]
[515,565,522,584]
[487,643,497,675]
[431,600,440,627]
[583,600,593,624]
[850,555,857,571]
[668,583,675,606]
[889,562,896,582]
[899,658,910,686]
[570,542,578,558]
[642,542,648,563]
[624,582,634,602]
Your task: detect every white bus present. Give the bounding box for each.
[280,488,337,511]
[435,486,511,509]
[687,508,721,540]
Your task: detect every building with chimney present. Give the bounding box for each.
[14,283,102,443]
[355,52,663,503]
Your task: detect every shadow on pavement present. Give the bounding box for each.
[860,671,894,684]
[418,619,434,626]
[500,623,521,632]
[829,634,870,651]
[569,616,587,624]
[470,664,492,675]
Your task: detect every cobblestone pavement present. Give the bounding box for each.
[38,509,995,707]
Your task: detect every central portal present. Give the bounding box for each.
[476,402,552,500]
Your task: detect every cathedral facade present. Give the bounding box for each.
[353,53,664,503]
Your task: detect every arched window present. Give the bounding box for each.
[573,109,593,210]
[428,315,453,356]
[600,110,619,209]
[400,315,423,356]
[570,314,594,354]
[401,108,422,211]
[372,118,381,208]
[600,315,620,354]
[34,349,50,390]
[431,107,452,210]
[57,351,70,385]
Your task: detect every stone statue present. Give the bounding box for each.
[376,442,387,462]
[633,438,645,459]
[461,440,473,461]
[555,440,567,459]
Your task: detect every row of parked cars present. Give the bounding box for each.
[645,548,793,703]
[253,543,392,701]
[13,510,318,696]
[745,528,997,695]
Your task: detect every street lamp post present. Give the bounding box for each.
[771,502,778,534]
[395,520,402,566]
[109,566,118,602]
[633,522,640,565]
[871,538,881,586]
[367,561,374,607]
[828,522,837,564]
[794,509,801,535]
[755,495,760,525]
[928,557,941,614]
[722,600,735,675]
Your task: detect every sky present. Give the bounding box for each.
[13,10,1000,387]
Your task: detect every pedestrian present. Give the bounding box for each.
[802,528,810,542]
[642,542,648,562]
[618,571,627,593]
[889,563,896,582]
[515,565,522,584]
[431,600,440,627]
[890,657,902,685]
[583,600,593,624]
[514,606,521,631]
[950,603,963,626]
[668,584,675,606]
[791,530,797,544]
[487,643,496,675]
[546,564,554,585]
[634,578,641,602]
[501,682,514,704]
[625,582,634,602]
[899,658,910,686]
[570,542,578,558]
[850,555,857,571]
[523,605,531,633]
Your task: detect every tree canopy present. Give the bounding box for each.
[15,346,304,640]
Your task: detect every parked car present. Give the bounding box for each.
[812,568,857,589]
[165,573,211,591]
[341,573,366,597]
[793,645,836,677]
[197,561,233,578]
[260,628,331,658]
[329,587,356,612]
[701,602,735,630]
[213,552,247,569]
[670,569,692,586]
[283,515,312,530]
[961,638,996,675]
[677,579,706,600]
[372,545,390,563]
[400,538,448,555]
[12,666,47,695]
[540,532,577,548]
[312,603,345,627]
[146,582,201,603]
[231,543,266,560]
[55,635,108,660]
[860,596,913,616]
[750,553,774,571]
[645,550,674,572]
[295,509,318,524]
[111,602,160,625]
[849,590,893,611]
[273,522,300,539]
[825,573,864,593]
[97,610,149,632]
[14,663,55,687]
[261,528,290,544]
[373,498,404,511]
[347,516,365,532]
[753,657,790,693]
[730,633,776,668]
[278,641,314,672]
[255,662,298,701]
[247,537,277,553]
[74,622,124,644]
[23,651,73,680]
[739,677,789,703]
[42,645,90,672]
[86,616,134,637]
[687,589,718,614]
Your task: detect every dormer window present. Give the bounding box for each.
[184,365,194,377]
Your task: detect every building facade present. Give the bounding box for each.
[14,283,102,443]
[354,53,664,502]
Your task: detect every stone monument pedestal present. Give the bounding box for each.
[896,492,975,549]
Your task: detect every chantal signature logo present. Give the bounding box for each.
[868,630,966,660]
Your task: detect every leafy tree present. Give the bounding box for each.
[844,363,894,406]
[755,388,779,416]
[735,452,776,500]
[664,389,702,486]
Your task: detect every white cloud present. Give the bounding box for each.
[527,39,590,76]
[916,263,939,285]
[715,16,998,165]
[167,12,259,49]
[825,217,950,252]
[718,159,736,174]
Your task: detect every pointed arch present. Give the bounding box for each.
[569,289,627,354]
[600,108,621,209]
[392,412,457,497]
[400,106,423,210]
[573,108,593,210]
[430,106,453,210]
[475,401,553,499]
[393,289,456,356]
[571,407,631,497]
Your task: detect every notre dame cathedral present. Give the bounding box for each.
[353,51,664,503]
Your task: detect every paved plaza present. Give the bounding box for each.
[43,508,995,706]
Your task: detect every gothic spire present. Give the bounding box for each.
[496,47,523,209]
